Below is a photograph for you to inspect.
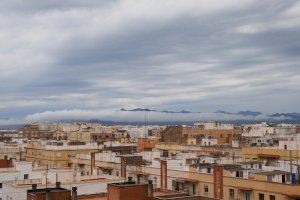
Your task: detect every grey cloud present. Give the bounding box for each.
[0,0,299,123]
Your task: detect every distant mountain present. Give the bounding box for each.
[161,110,176,113]
[179,110,192,113]
[120,108,157,112]
[215,110,233,115]
[118,108,300,123]
[0,124,24,130]
[120,108,193,114]
[237,111,262,116]
[214,110,262,116]
[269,112,300,119]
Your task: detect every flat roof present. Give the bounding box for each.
[222,164,245,171]
[28,187,69,193]
[78,189,187,200]
[255,170,290,176]
[174,177,199,183]
[239,161,263,164]
[257,154,280,158]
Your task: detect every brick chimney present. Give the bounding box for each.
[121,156,126,179]
[213,164,224,199]
[160,160,167,190]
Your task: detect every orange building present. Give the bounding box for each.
[137,138,157,152]
[182,126,242,144]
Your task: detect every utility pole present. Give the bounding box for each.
[290,150,293,182]
[144,110,147,138]
[46,163,49,189]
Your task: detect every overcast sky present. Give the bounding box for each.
[1,0,300,124]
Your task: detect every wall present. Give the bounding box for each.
[0,159,12,168]
[107,184,151,200]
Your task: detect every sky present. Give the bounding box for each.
[1,0,300,125]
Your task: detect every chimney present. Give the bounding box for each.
[72,187,78,200]
[148,180,153,198]
[121,156,126,179]
[56,182,61,189]
[91,152,95,175]
[32,184,37,191]
[46,189,51,200]
[160,160,167,189]
[213,164,224,199]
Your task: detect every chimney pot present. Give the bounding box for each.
[46,189,51,200]
[148,180,153,198]
[32,184,37,191]
[56,182,61,188]
[72,187,78,200]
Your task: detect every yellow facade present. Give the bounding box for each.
[69,131,92,142]
[187,138,197,145]
[242,147,300,161]
[25,147,98,168]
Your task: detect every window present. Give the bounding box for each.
[172,180,178,190]
[270,195,275,200]
[0,182,2,188]
[204,185,209,193]
[240,171,244,177]
[245,192,250,200]
[207,168,211,173]
[236,171,243,177]
[192,183,196,195]
[259,193,265,200]
[282,175,286,183]
[24,174,29,179]
[267,175,272,182]
[229,189,235,198]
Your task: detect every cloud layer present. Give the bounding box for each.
[0,109,291,126]
[0,0,300,124]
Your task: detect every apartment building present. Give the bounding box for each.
[0,130,18,142]
[0,142,23,162]
[24,141,100,168]
[67,150,300,200]
[159,125,242,147]
[242,146,300,162]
